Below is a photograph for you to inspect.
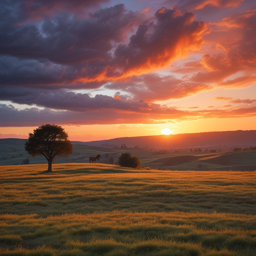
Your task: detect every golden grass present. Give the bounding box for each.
[0,163,256,255]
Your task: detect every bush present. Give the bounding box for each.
[109,157,114,164]
[118,153,140,168]
[22,158,30,164]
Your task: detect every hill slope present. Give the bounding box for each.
[85,130,256,149]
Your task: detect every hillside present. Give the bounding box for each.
[0,139,119,166]
[84,130,256,149]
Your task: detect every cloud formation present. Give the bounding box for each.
[1,102,256,127]
[0,0,256,128]
[22,0,109,22]
[0,3,207,87]
[107,73,210,101]
[186,8,256,89]
[0,87,165,113]
[164,0,244,11]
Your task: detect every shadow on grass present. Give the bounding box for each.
[55,167,132,175]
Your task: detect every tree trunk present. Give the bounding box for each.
[47,160,52,172]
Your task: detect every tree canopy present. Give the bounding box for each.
[25,124,73,172]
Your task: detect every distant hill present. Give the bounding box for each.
[84,130,256,149]
[1,136,256,170]
[0,139,118,166]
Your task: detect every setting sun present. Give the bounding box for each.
[161,128,172,135]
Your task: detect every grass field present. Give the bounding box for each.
[0,164,256,255]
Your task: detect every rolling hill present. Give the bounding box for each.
[1,131,256,171]
[84,130,256,149]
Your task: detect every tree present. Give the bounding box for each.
[25,124,73,172]
[118,153,140,168]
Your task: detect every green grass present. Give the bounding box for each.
[0,164,256,255]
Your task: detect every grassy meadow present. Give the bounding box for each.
[0,164,256,255]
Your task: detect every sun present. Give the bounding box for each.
[161,128,172,135]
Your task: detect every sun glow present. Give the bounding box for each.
[161,128,172,135]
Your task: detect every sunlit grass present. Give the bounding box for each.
[0,164,256,255]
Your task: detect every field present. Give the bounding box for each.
[0,164,256,256]
[1,139,256,171]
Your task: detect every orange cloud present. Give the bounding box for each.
[76,7,208,83]
[187,8,256,91]
[214,97,233,101]
[113,94,121,100]
[140,7,150,13]
[231,99,256,104]
[220,76,256,88]
[216,8,256,28]
[188,0,244,11]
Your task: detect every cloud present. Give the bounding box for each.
[2,102,256,127]
[189,9,256,88]
[0,87,155,113]
[0,4,142,65]
[214,97,233,101]
[0,4,207,87]
[140,7,150,13]
[0,103,190,127]
[163,0,244,11]
[21,0,110,23]
[106,73,210,101]
[109,7,207,80]
[219,76,256,88]
[231,99,256,104]
[172,61,204,74]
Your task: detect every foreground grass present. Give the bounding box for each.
[0,164,256,255]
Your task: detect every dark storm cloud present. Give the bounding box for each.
[0,2,207,88]
[22,0,110,22]
[0,56,73,86]
[0,4,142,65]
[163,0,244,11]
[0,87,162,113]
[0,103,189,127]
[2,102,256,127]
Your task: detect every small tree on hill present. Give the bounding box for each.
[25,124,73,172]
[118,153,140,168]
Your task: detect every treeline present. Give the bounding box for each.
[233,146,256,152]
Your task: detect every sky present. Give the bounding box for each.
[0,0,256,141]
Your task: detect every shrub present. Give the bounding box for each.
[118,153,140,168]
[109,157,114,164]
[22,158,30,164]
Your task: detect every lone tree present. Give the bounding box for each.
[118,153,140,168]
[25,124,73,172]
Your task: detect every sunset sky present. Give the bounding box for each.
[0,0,256,141]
